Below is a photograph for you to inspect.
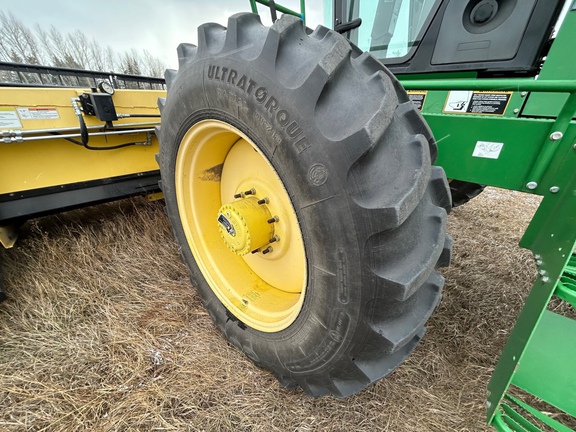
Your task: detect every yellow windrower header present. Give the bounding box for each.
[0,87,164,194]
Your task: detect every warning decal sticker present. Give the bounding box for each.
[443,91,512,116]
[0,108,23,128]
[407,91,427,111]
[17,107,60,120]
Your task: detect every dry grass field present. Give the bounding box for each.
[0,187,546,431]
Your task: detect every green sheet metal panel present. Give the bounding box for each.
[399,78,576,194]
[426,114,551,190]
[522,6,576,119]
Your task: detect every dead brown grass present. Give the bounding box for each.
[0,188,545,431]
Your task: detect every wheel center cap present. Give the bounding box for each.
[217,197,273,256]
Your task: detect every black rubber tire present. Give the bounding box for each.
[450,180,486,208]
[157,13,452,397]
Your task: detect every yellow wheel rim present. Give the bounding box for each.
[175,119,307,332]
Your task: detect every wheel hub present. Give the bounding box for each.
[217,196,273,256]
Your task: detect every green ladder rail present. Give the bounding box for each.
[491,252,576,432]
[249,0,306,24]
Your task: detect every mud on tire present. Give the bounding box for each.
[158,13,452,397]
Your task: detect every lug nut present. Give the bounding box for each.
[269,236,279,243]
[257,198,269,205]
[262,247,273,255]
[267,216,279,224]
[233,193,242,199]
[244,188,256,195]
[251,248,260,254]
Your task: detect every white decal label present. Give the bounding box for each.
[444,90,473,113]
[473,141,504,159]
[17,107,60,120]
[0,108,22,128]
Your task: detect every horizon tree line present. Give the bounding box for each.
[0,11,165,77]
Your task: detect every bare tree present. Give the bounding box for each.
[142,49,164,78]
[105,46,116,72]
[37,25,81,68]
[118,49,142,76]
[67,30,90,69]
[0,12,44,64]
[89,39,105,71]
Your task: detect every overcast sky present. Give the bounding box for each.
[3,0,326,69]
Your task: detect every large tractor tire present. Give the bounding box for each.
[157,13,452,397]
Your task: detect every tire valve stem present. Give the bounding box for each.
[267,216,279,224]
[262,247,273,255]
[269,236,279,243]
[257,198,269,205]
[244,188,256,196]
[233,193,242,199]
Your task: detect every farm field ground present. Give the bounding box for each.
[0,187,550,431]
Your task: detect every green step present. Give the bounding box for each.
[493,395,574,432]
[512,309,576,418]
